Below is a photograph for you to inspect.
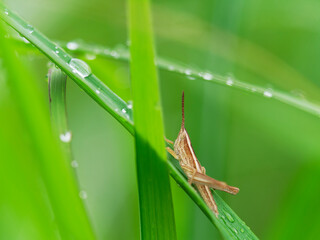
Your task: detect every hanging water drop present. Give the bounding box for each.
[85,54,96,60]
[25,24,34,34]
[71,160,79,168]
[60,131,72,143]
[225,212,235,222]
[263,89,273,98]
[127,101,133,109]
[67,41,79,50]
[184,69,192,75]
[202,72,213,80]
[226,77,234,86]
[69,58,92,78]
[110,51,120,59]
[79,190,87,199]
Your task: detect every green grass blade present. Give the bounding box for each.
[8,37,320,119]
[0,5,257,239]
[128,0,177,238]
[0,13,95,240]
[48,68,72,158]
[0,4,133,135]
[48,40,320,119]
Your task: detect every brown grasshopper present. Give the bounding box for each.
[166,92,239,217]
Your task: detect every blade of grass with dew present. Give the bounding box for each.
[54,40,320,119]
[48,68,72,160]
[128,0,176,238]
[0,5,258,239]
[0,12,95,240]
[8,37,320,120]
[0,4,133,135]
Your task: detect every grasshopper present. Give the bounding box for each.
[166,92,239,217]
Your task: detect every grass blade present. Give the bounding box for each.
[128,0,177,238]
[0,5,258,239]
[0,4,133,134]
[0,16,95,240]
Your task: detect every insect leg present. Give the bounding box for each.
[165,138,174,145]
[166,147,179,160]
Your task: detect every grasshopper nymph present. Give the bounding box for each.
[166,92,239,217]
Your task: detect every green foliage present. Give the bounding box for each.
[1,0,320,240]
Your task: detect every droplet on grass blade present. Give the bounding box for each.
[69,58,92,78]
[71,160,79,168]
[67,41,79,50]
[79,190,87,199]
[60,131,72,143]
[263,89,273,98]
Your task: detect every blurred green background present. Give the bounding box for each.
[2,0,320,239]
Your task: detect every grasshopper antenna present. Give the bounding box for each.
[182,91,185,128]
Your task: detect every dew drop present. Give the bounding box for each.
[115,108,119,112]
[187,76,196,80]
[110,51,120,59]
[240,228,245,233]
[85,54,96,60]
[263,89,273,98]
[184,69,192,75]
[55,50,59,54]
[95,89,101,94]
[21,37,30,44]
[60,131,72,143]
[225,212,234,222]
[79,190,87,199]
[226,77,234,86]
[127,101,133,109]
[71,160,79,168]
[4,9,9,15]
[202,72,213,80]
[168,65,175,71]
[69,58,92,78]
[122,108,127,114]
[26,24,34,34]
[67,42,79,50]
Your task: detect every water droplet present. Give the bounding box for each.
[26,24,34,34]
[115,108,119,112]
[60,131,72,143]
[127,101,133,109]
[184,69,192,75]
[79,190,87,199]
[71,160,79,168]
[202,72,213,80]
[95,89,100,94]
[110,51,120,59]
[55,50,59,54]
[4,9,9,15]
[85,54,96,60]
[168,65,175,71]
[122,108,127,113]
[240,228,245,233]
[21,37,30,44]
[187,76,196,80]
[225,212,234,222]
[67,42,79,50]
[251,87,257,92]
[263,89,273,98]
[69,58,92,78]
[226,77,234,86]
[233,228,238,234]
